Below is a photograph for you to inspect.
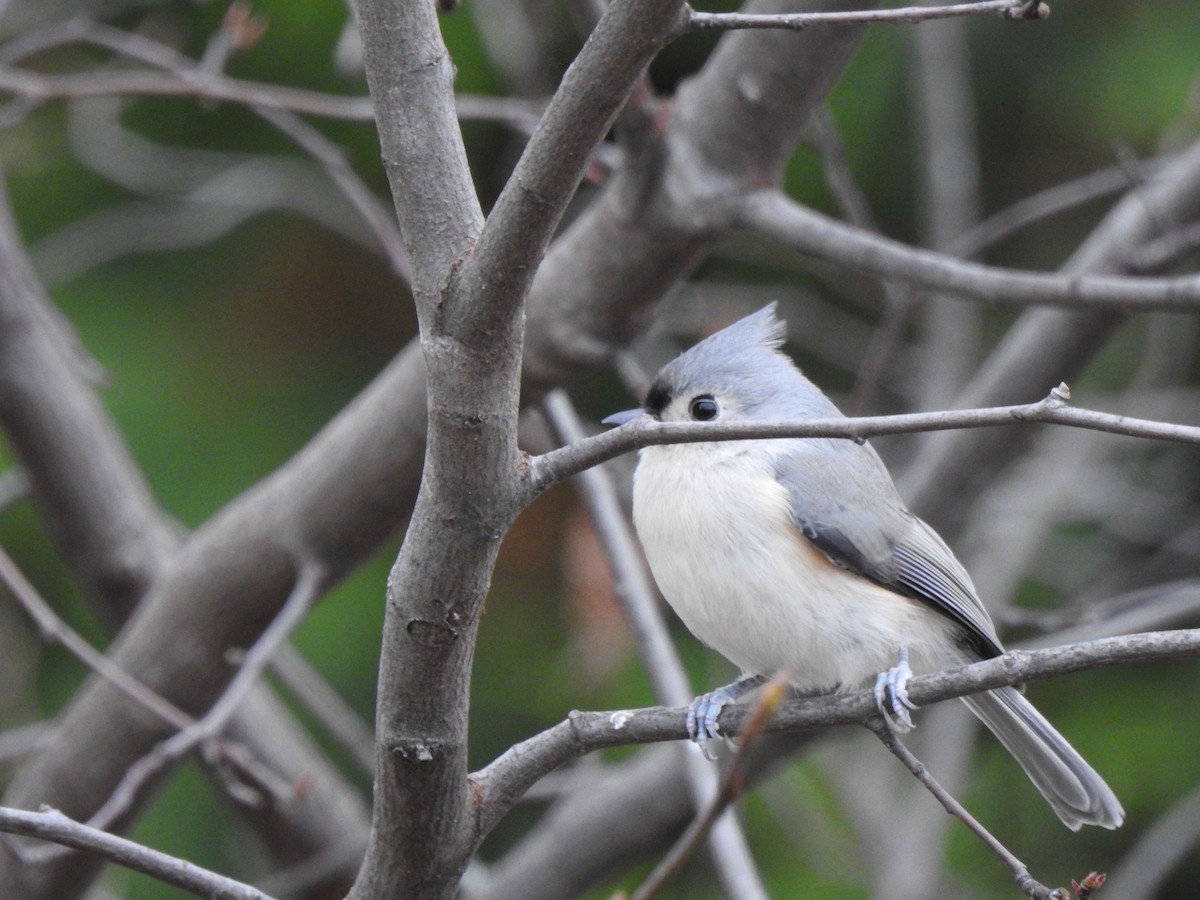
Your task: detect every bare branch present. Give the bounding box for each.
[948,156,1168,263]
[0,135,372,896]
[0,723,48,765]
[0,163,178,624]
[0,806,274,900]
[520,0,878,394]
[353,0,480,301]
[900,137,1200,531]
[689,0,1046,32]
[532,386,1200,492]
[870,721,1064,900]
[57,562,328,845]
[540,392,696,708]
[353,0,695,893]
[0,130,370,894]
[472,629,1200,825]
[733,190,1200,311]
[454,0,687,340]
[0,544,191,731]
[20,21,411,282]
[0,64,375,122]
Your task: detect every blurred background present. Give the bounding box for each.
[0,0,1198,897]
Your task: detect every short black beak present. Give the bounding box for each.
[602,408,642,427]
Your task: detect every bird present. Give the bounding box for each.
[604,303,1123,830]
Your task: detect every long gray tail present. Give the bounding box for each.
[962,686,1124,830]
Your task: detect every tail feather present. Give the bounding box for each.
[962,686,1124,831]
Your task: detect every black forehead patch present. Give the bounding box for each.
[643,379,671,418]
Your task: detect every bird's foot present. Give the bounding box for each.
[873,648,918,733]
[686,674,768,760]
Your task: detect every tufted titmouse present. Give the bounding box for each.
[604,304,1123,830]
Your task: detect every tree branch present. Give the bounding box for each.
[0,806,273,900]
[870,721,1064,900]
[353,0,693,893]
[520,0,879,394]
[532,386,1200,492]
[899,136,1200,533]
[14,562,325,863]
[733,189,1200,311]
[352,0,480,300]
[0,543,191,731]
[454,0,687,342]
[472,629,1200,828]
[688,0,1046,32]
[0,133,371,896]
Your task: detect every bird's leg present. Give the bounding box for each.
[873,647,918,732]
[687,674,769,760]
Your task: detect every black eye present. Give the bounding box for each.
[688,395,719,421]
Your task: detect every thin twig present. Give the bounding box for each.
[0,543,192,730]
[0,17,541,130]
[869,720,1065,899]
[531,385,1200,492]
[688,0,1047,32]
[14,561,326,863]
[0,805,274,900]
[629,674,789,900]
[0,19,411,279]
[0,64,542,131]
[540,392,697,706]
[0,64,374,121]
[849,153,1165,412]
[949,156,1166,262]
[36,19,410,281]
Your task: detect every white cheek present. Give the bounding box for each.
[631,443,959,689]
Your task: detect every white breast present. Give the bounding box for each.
[631,442,960,691]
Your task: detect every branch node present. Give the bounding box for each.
[1008,1,1050,21]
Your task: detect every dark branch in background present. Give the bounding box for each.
[0,806,275,900]
[948,157,1168,263]
[520,0,880,393]
[0,17,543,132]
[268,646,376,776]
[23,17,410,280]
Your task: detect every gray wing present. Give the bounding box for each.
[772,442,1004,660]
